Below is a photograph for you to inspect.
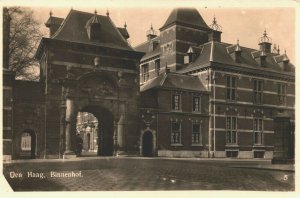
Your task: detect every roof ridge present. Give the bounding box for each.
[51,9,74,38]
[134,41,150,49]
[160,72,168,86]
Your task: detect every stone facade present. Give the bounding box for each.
[4,10,143,160]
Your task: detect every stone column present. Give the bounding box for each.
[113,121,118,155]
[63,97,76,158]
[59,99,66,158]
[117,103,126,154]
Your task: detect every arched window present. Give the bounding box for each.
[21,132,31,151]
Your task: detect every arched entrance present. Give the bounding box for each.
[140,129,156,157]
[20,130,36,159]
[77,106,114,156]
[142,131,153,157]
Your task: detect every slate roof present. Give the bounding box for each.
[117,27,130,39]
[140,72,207,92]
[45,16,64,27]
[178,41,295,74]
[50,9,133,51]
[135,37,161,61]
[160,8,210,31]
[135,36,160,52]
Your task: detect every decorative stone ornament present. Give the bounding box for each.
[94,57,100,67]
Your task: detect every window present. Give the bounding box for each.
[226,117,237,144]
[226,76,237,100]
[141,64,149,82]
[193,96,201,112]
[155,59,160,76]
[171,122,181,144]
[253,79,263,104]
[254,151,265,158]
[254,118,263,145]
[172,94,181,111]
[277,83,286,105]
[21,132,31,151]
[192,123,201,144]
[164,43,173,55]
[226,150,238,158]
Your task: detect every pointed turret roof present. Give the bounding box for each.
[160,8,210,31]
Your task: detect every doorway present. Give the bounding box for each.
[142,131,153,157]
[20,130,36,159]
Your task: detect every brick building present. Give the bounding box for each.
[3,8,295,160]
[136,8,295,159]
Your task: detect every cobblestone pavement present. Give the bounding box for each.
[3,157,294,191]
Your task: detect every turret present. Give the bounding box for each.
[45,11,64,37]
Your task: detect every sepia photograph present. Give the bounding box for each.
[1,0,297,193]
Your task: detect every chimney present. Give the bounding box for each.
[260,50,267,67]
[234,40,242,63]
[208,30,222,42]
[280,50,290,71]
[258,30,272,53]
[165,63,170,73]
[45,11,64,37]
[208,16,222,42]
[146,24,157,41]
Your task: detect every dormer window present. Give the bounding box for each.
[184,46,201,64]
[86,10,101,41]
[260,50,267,67]
[149,41,159,52]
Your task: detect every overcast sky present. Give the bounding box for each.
[31,6,295,63]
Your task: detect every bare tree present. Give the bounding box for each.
[3,7,44,80]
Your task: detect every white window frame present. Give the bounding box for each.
[172,94,181,111]
[192,95,201,113]
[171,121,181,145]
[226,116,237,144]
[21,132,31,151]
[253,118,264,145]
[226,76,237,101]
[141,64,149,82]
[192,123,202,145]
[253,79,263,104]
[277,83,286,105]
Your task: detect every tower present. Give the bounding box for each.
[159,8,211,71]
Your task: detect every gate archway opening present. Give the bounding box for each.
[76,112,98,156]
[76,106,114,156]
[20,129,36,159]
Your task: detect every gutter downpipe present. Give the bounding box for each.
[213,70,216,157]
[208,68,212,158]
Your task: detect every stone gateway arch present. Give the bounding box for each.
[4,9,144,159]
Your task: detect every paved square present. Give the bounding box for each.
[3,157,294,191]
